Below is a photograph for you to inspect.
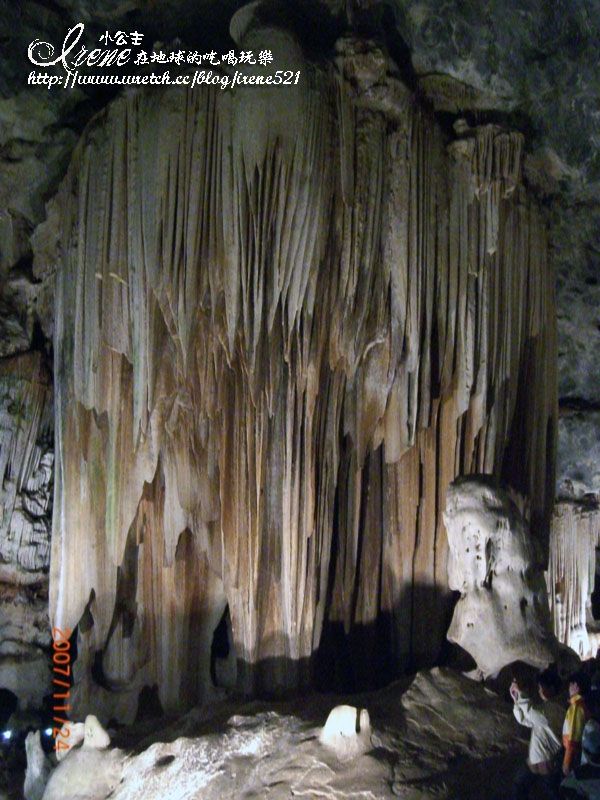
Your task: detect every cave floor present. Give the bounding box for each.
[21,667,538,800]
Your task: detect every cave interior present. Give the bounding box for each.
[1,0,600,798]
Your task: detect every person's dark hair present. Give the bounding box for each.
[536,668,561,698]
[587,689,600,719]
[568,670,591,696]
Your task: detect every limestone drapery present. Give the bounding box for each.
[548,502,600,658]
[0,352,53,584]
[0,352,53,710]
[48,38,556,714]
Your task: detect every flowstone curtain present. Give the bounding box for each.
[48,32,556,715]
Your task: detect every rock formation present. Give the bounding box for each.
[0,351,53,708]
[34,670,526,800]
[82,714,111,749]
[444,475,556,677]
[41,716,122,800]
[55,720,85,762]
[1,1,600,797]
[0,352,53,585]
[548,500,600,658]
[41,747,125,800]
[45,6,556,715]
[319,705,371,759]
[24,730,53,800]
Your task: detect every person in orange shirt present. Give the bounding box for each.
[563,671,591,777]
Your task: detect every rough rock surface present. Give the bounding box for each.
[0,582,52,709]
[41,747,125,800]
[24,730,53,800]
[34,667,529,800]
[444,476,556,676]
[554,207,600,496]
[557,410,600,498]
[554,211,600,406]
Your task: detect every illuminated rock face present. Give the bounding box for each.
[24,730,52,800]
[547,501,600,659]
[47,12,557,717]
[41,746,124,800]
[444,476,556,677]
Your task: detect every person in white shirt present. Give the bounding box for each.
[511,669,564,800]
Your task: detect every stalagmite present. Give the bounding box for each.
[46,3,557,715]
[24,730,52,800]
[443,476,555,676]
[320,705,372,759]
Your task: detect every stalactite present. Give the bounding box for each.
[0,352,53,584]
[48,23,556,716]
[547,501,600,658]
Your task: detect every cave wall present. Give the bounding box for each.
[0,351,53,708]
[46,24,556,715]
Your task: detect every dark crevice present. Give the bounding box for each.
[135,684,164,723]
[379,5,418,92]
[210,604,233,688]
[559,397,600,414]
[91,650,108,689]
[254,0,343,59]
[433,108,539,151]
[0,688,18,727]
[30,320,48,354]
[8,255,36,283]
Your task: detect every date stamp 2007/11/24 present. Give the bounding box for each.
[52,628,72,754]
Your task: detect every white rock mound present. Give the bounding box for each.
[42,715,125,800]
[55,721,85,761]
[24,730,53,800]
[83,715,111,749]
[319,704,372,759]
